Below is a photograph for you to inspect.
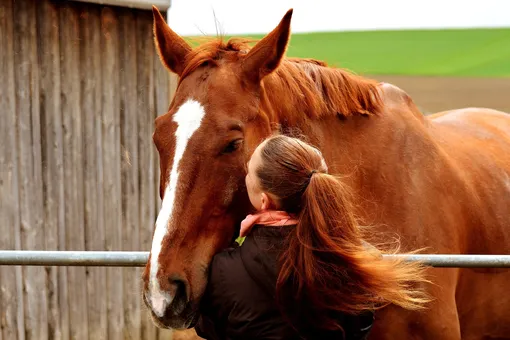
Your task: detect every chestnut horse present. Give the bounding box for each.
[142,7,510,339]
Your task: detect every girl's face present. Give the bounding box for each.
[245,142,272,211]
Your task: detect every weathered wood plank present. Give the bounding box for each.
[59,4,89,340]
[13,0,49,338]
[118,7,142,340]
[100,7,125,340]
[36,1,67,339]
[78,4,108,340]
[0,1,25,339]
[136,9,159,340]
[4,2,180,339]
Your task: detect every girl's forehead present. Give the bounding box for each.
[250,140,267,165]
[254,139,268,155]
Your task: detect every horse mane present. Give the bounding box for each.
[180,38,383,119]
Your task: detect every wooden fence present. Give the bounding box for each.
[0,0,178,339]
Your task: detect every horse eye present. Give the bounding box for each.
[222,139,243,154]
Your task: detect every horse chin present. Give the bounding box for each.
[148,303,199,330]
[143,291,200,330]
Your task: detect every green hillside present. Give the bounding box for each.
[186,28,510,77]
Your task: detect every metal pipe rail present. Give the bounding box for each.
[0,251,510,268]
[0,251,147,267]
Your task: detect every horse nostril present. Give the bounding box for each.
[171,278,186,296]
[169,277,188,315]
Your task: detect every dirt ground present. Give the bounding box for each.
[369,75,510,115]
[169,75,510,340]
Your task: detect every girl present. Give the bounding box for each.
[195,135,430,340]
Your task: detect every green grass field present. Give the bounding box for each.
[187,28,510,77]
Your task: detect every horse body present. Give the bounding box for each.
[426,107,510,340]
[266,79,510,339]
[144,7,510,339]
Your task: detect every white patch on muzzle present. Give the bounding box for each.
[149,99,206,317]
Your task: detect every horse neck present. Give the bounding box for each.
[260,69,437,213]
[259,63,429,158]
[259,60,383,128]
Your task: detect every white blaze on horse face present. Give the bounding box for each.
[149,99,206,317]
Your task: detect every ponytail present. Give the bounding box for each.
[276,172,430,331]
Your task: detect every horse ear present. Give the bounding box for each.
[242,9,293,83]
[152,6,191,76]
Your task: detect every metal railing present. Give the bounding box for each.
[0,251,510,268]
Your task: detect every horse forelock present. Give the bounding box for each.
[179,38,255,82]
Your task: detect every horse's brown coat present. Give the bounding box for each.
[143,7,510,339]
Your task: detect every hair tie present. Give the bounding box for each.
[309,169,318,178]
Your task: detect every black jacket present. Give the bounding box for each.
[195,226,374,340]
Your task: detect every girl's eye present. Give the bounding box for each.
[222,139,243,154]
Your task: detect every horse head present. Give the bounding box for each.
[142,7,294,329]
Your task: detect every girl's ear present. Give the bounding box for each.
[261,192,279,210]
[260,192,271,211]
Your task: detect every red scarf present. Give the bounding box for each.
[240,210,299,237]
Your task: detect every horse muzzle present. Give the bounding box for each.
[142,278,198,330]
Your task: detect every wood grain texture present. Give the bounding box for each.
[36,1,67,339]
[59,4,90,340]
[79,4,108,340]
[13,0,49,338]
[119,7,142,340]
[2,1,169,338]
[0,1,25,339]
[100,6,125,340]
